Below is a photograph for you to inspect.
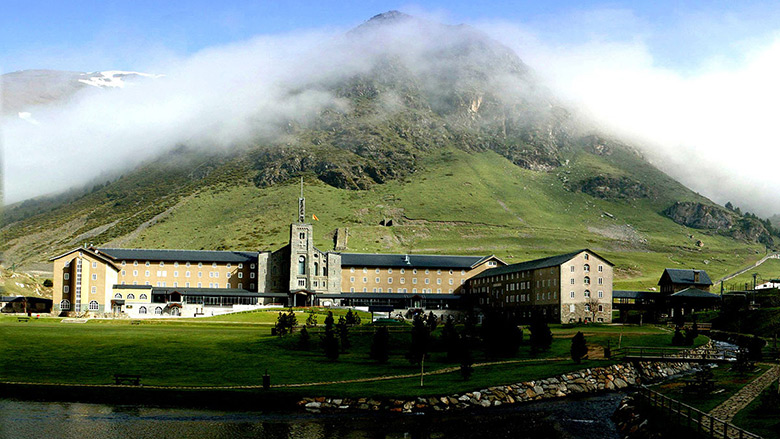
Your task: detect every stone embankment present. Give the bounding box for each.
[299,361,695,413]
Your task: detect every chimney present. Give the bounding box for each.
[693,270,700,283]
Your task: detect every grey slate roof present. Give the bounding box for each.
[340,253,494,269]
[613,290,659,300]
[670,287,720,299]
[97,248,258,264]
[660,268,713,286]
[471,249,613,280]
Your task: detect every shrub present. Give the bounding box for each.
[570,331,588,363]
[369,326,390,363]
[529,316,552,352]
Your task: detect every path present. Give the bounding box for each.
[716,253,779,284]
[708,364,780,422]
[0,357,570,391]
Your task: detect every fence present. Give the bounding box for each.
[635,386,761,439]
[621,346,737,363]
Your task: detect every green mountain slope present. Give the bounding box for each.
[0,12,768,290]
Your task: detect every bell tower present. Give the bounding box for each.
[289,177,314,293]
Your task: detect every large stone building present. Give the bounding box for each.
[464,250,614,323]
[51,190,504,317]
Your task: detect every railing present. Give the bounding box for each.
[622,347,737,362]
[635,386,761,439]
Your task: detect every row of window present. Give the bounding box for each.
[121,261,255,269]
[569,264,604,273]
[348,276,463,286]
[347,287,451,293]
[118,270,254,279]
[568,277,603,285]
[568,290,604,299]
[350,267,467,276]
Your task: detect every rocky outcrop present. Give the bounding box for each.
[298,361,695,413]
[579,176,651,200]
[664,202,774,244]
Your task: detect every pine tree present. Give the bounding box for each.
[298,326,310,349]
[459,340,474,380]
[370,326,390,363]
[323,311,339,360]
[336,315,350,352]
[407,314,430,365]
[440,316,460,362]
[426,311,438,333]
[275,312,288,336]
[529,315,552,352]
[570,331,588,363]
[305,309,318,327]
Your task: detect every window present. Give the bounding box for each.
[570,291,575,298]
[584,276,590,285]
[425,279,430,284]
[145,261,150,266]
[250,272,255,279]
[437,279,441,285]
[127,293,135,300]
[584,290,591,298]
[425,269,430,275]
[250,283,255,289]
[134,261,138,266]
[91,273,97,280]
[159,262,164,267]
[133,270,138,276]
[437,269,442,275]
[121,270,126,276]
[363,268,368,273]
[584,264,590,272]
[250,264,255,269]
[226,272,231,278]
[92,261,97,268]
[314,262,319,276]
[91,286,97,294]
[198,272,203,278]
[598,305,604,312]
[140,294,148,300]
[461,270,466,275]
[375,277,380,283]
[449,279,453,285]
[298,279,305,287]
[238,263,243,269]
[598,278,603,285]
[89,300,99,311]
[226,263,231,268]
[64,273,70,280]
[412,278,417,284]
[584,254,589,260]
[299,232,305,240]
[114,293,122,299]
[198,263,203,268]
[60,299,71,310]
[584,304,591,312]
[186,283,190,287]
[139,306,147,315]
[350,288,355,292]
[145,270,150,277]
[238,283,242,289]
[570,278,575,285]
[186,271,191,278]
[155,307,163,315]
[238,272,243,279]
[598,265,603,272]
[298,256,306,275]
[598,291,603,298]
[413,269,417,274]
[122,261,126,266]
[570,266,575,273]
[375,268,380,274]
[350,267,355,273]
[197,282,202,287]
[388,278,393,284]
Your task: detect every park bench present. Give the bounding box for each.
[17,317,29,322]
[114,374,142,386]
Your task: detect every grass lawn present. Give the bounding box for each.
[731,385,780,438]
[653,364,769,413]
[0,319,703,398]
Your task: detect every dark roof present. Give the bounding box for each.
[49,247,120,271]
[613,290,659,300]
[113,285,153,290]
[97,248,258,264]
[670,287,720,299]
[340,253,497,269]
[1,296,21,302]
[150,287,261,297]
[659,268,713,286]
[319,292,462,300]
[471,249,613,280]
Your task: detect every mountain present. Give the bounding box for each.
[0,12,770,288]
[1,69,159,118]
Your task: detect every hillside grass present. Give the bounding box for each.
[724,258,780,290]
[127,149,763,290]
[654,364,770,412]
[0,319,698,397]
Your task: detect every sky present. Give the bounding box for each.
[3,1,780,215]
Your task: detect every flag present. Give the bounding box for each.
[312,214,319,221]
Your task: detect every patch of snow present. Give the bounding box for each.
[77,71,163,89]
[18,112,41,125]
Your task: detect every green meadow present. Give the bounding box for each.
[0,312,706,398]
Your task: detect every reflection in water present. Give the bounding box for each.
[0,392,624,439]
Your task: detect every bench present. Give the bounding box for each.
[17,317,30,322]
[130,321,141,325]
[114,374,142,386]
